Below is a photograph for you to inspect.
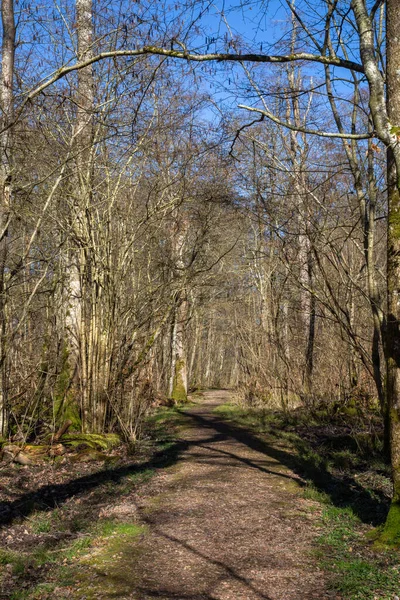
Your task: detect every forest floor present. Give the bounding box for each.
[0,390,399,600]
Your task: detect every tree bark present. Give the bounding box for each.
[68,0,95,432]
[382,0,400,543]
[286,61,315,399]
[0,0,15,436]
[169,212,189,403]
[169,295,188,403]
[352,0,400,543]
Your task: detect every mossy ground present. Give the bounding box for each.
[3,522,147,600]
[61,432,121,451]
[63,522,147,599]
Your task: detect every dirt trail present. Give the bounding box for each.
[115,389,328,600]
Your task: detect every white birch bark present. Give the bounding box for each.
[169,212,188,402]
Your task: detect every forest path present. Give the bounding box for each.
[87,390,330,599]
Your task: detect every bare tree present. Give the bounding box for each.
[0,0,14,436]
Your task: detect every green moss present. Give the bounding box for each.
[389,206,400,241]
[379,501,400,547]
[314,409,329,420]
[67,523,146,598]
[70,450,114,463]
[54,344,81,430]
[61,433,121,451]
[95,521,144,538]
[343,406,358,417]
[170,359,188,403]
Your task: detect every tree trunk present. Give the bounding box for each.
[0,0,15,436]
[169,295,188,403]
[68,0,95,431]
[383,0,400,543]
[286,49,315,401]
[304,255,316,396]
[168,207,190,403]
[350,0,400,543]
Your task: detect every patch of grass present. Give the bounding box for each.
[0,545,57,580]
[100,522,145,539]
[316,505,399,599]
[333,558,399,599]
[63,535,93,560]
[69,514,90,533]
[57,564,76,586]
[213,403,280,433]
[30,511,52,534]
[0,548,28,575]
[32,546,58,566]
[93,519,142,538]
[147,405,188,434]
[90,520,145,544]
[61,522,147,598]
[329,449,361,471]
[125,468,155,485]
[302,483,332,505]
[9,592,29,600]
[13,583,57,600]
[0,548,16,564]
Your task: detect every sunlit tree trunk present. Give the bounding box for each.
[169,213,189,403]
[383,0,400,541]
[67,0,95,431]
[188,309,199,387]
[169,294,188,402]
[0,0,15,436]
[286,62,315,400]
[352,0,400,542]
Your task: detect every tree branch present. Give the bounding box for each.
[237,104,372,139]
[23,47,364,103]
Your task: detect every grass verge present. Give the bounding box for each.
[315,502,399,600]
[213,401,400,600]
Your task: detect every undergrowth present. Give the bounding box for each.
[0,403,189,599]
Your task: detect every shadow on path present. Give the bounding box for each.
[136,528,273,600]
[185,409,389,525]
[0,401,389,528]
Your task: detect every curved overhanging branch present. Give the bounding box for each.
[238,103,372,139]
[22,46,364,102]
